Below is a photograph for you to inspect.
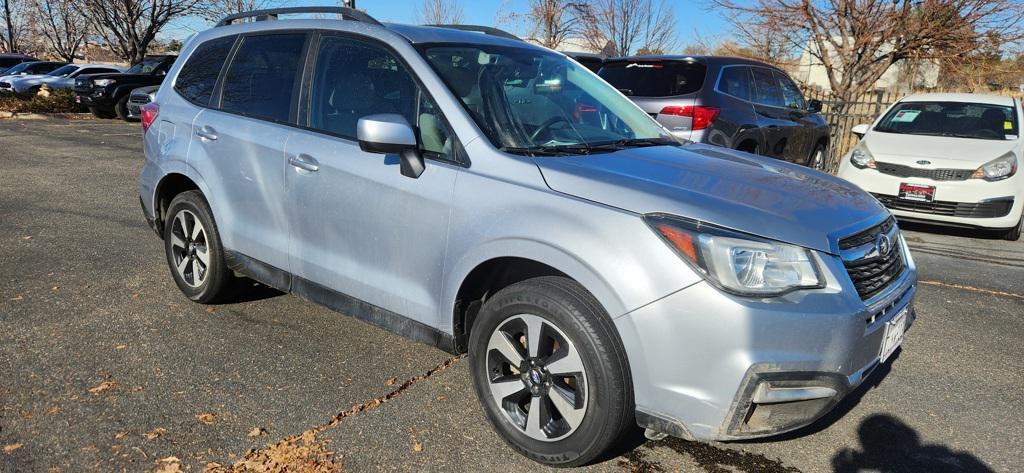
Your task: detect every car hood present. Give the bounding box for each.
[863,131,1018,165]
[533,144,886,254]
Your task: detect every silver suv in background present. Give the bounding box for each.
[599,56,831,169]
[139,7,917,467]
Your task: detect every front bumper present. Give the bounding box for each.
[616,249,917,441]
[837,160,1023,230]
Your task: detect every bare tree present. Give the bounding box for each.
[711,0,1024,108]
[32,0,87,61]
[416,0,464,25]
[509,0,589,49]
[195,0,284,24]
[75,0,200,64]
[581,0,678,56]
[1,0,28,53]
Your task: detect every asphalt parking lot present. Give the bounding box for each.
[1,118,1022,473]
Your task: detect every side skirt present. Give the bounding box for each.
[225,250,458,354]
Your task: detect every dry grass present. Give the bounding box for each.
[0,89,84,114]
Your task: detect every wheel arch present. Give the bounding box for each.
[153,171,213,235]
[447,242,628,354]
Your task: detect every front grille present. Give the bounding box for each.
[872,193,1014,219]
[839,217,905,300]
[875,162,973,181]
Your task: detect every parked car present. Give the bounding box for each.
[0,61,67,84]
[837,93,1023,240]
[126,85,159,121]
[74,55,176,120]
[598,56,830,169]
[1,64,124,95]
[139,7,916,467]
[0,53,38,75]
[562,51,604,72]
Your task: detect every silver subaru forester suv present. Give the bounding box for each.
[138,7,917,467]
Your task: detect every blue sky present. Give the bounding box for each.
[164,0,731,50]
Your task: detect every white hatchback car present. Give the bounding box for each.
[838,93,1023,240]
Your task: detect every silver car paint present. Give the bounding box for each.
[139,18,916,441]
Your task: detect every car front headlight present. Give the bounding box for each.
[972,152,1017,181]
[94,79,115,87]
[646,215,824,297]
[850,145,876,169]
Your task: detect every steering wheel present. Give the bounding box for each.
[529,116,572,142]
[974,129,1001,139]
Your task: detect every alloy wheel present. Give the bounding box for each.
[485,313,588,442]
[169,209,210,287]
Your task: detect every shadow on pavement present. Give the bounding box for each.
[898,220,1010,241]
[831,414,994,473]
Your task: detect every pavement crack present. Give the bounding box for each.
[919,280,1024,300]
[204,355,464,472]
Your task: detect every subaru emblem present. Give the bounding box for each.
[876,234,892,256]
[916,160,931,165]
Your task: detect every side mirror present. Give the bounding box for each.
[851,124,870,137]
[357,113,425,179]
[807,99,823,113]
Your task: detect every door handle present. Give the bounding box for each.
[289,153,320,172]
[195,126,218,141]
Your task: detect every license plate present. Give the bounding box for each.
[880,307,909,363]
[899,183,935,202]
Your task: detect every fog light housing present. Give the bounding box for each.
[726,371,848,438]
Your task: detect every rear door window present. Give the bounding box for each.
[718,66,752,101]
[750,67,784,107]
[174,35,236,106]
[598,61,706,97]
[220,33,307,123]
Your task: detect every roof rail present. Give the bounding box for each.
[217,6,381,27]
[426,24,522,41]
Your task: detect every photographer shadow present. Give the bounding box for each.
[831,414,994,473]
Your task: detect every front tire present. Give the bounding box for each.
[468,276,633,467]
[1003,215,1022,241]
[163,191,234,303]
[115,95,134,121]
[809,143,827,170]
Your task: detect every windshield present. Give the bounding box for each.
[47,65,77,77]
[3,62,30,75]
[420,45,676,155]
[875,101,1019,141]
[126,57,162,74]
[598,60,707,97]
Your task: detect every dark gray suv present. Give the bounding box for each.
[599,56,830,168]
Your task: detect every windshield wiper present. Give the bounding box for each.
[500,145,592,156]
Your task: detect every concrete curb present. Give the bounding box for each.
[0,112,95,120]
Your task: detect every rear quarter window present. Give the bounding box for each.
[219,33,307,123]
[174,35,236,106]
[598,61,706,97]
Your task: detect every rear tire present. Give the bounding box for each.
[114,95,134,121]
[163,191,234,303]
[1002,215,1022,241]
[468,276,633,467]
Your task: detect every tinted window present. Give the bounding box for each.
[175,35,236,105]
[775,71,805,109]
[126,57,163,74]
[598,61,706,97]
[27,63,64,74]
[750,67,783,107]
[875,101,1018,140]
[718,66,751,101]
[309,36,417,138]
[48,65,77,76]
[221,34,306,122]
[74,68,118,76]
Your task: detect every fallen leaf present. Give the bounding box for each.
[87,381,115,395]
[247,427,266,438]
[436,395,447,401]
[10,295,23,301]
[115,344,127,350]
[206,307,215,314]
[51,286,59,291]
[153,456,183,473]
[46,406,61,415]
[144,428,166,440]
[3,443,22,454]
[115,432,128,440]
[197,413,216,425]
[384,377,397,386]
[413,441,423,452]
[21,236,31,240]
